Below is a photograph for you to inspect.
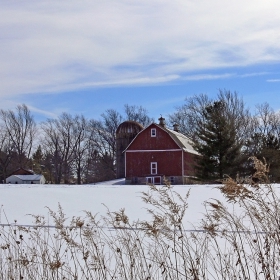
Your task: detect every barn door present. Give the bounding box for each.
[153,176,161,184]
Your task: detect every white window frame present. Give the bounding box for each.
[153,176,161,185]
[151,162,157,175]
[146,176,161,185]
[151,128,156,137]
[146,177,153,184]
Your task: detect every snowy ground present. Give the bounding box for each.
[1,181,279,229]
[2,181,280,279]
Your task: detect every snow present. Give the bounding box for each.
[0,182,227,228]
[2,181,280,279]
[1,181,280,229]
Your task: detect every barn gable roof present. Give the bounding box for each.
[162,126,200,155]
[124,123,200,155]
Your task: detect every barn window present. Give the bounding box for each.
[146,177,153,184]
[151,128,156,137]
[151,162,157,174]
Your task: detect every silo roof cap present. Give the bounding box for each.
[116,121,144,134]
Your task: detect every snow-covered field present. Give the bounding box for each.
[0,180,228,228]
[1,180,280,228]
[2,181,280,279]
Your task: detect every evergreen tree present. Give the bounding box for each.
[194,100,243,181]
[32,145,44,174]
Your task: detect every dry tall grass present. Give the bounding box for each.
[1,157,280,279]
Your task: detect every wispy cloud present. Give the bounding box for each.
[241,72,271,78]
[183,73,234,81]
[1,0,280,100]
[25,105,60,119]
[267,79,280,82]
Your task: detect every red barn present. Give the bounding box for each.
[124,117,199,185]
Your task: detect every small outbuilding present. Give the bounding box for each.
[6,174,46,184]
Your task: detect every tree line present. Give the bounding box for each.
[169,90,280,182]
[1,90,280,183]
[0,104,153,184]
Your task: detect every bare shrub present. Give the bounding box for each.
[1,157,280,279]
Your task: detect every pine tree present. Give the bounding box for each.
[194,101,243,181]
[32,145,44,174]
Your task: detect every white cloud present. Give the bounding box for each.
[1,0,280,99]
[240,72,270,78]
[183,73,234,81]
[25,104,59,119]
[267,79,280,82]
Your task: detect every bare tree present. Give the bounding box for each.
[0,126,15,182]
[218,90,252,134]
[245,103,280,181]
[168,93,211,138]
[88,110,121,180]
[41,113,93,184]
[41,113,80,184]
[0,104,36,169]
[169,90,251,142]
[253,102,280,136]
[124,104,153,127]
[41,118,64,184]
[72,115,90,184]
[97,109,122,158]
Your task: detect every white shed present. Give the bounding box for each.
[6,174,46,184]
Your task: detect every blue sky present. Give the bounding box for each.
[1,1,280,122]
